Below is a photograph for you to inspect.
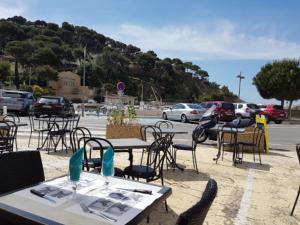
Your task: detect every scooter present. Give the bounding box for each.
[197,105,256,143]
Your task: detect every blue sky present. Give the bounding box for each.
[1,0,300,104]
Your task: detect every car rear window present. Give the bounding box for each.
[38,97,60,104]
[2,92,27,98]
[187,104,203,109]
[222,103,234,110]
[247,104,259,109]
[273,105,283,110]
[258,105,266,109]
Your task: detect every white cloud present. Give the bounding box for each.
[100,20,300,60]
[0,0,27,19]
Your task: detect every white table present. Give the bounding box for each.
[0,172,171,225]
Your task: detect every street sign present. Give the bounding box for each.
[117,82,125,92]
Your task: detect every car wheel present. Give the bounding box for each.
[162,113,168,120]
[197,132,208,143]
[274,120,282,124]
[181,114,188,123]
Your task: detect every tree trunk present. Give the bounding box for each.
[288,100,293,120]
[14,60,20,89]
[280,99,284,107]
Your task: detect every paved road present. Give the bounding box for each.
[17,116,300,150]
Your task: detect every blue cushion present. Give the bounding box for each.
[173,144,193,150]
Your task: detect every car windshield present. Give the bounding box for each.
[2,92,27,98]
[187,104,203,109]
[247,104,259,109]
[38,97,60,104]
[222,103,234,110]
[273,105,283,110]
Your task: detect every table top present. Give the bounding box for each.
[209,125,245,133]
[0,122,27,128]
[159,129,188,134]
[89,138,152,150]
[0,172,171,225]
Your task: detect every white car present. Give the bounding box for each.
[233,103,260,119]
[162,103,206,123]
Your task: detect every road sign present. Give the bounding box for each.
[117,82,125,92]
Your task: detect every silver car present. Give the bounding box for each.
[0,90,36,115]
[162,103,206,123]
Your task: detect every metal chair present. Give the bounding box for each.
[79,137,124,177]
[172,125,203,173]
[0,151,45,194]
[0,121,17,153]
[4,114,20,150]
[28,112,51,148]
[291,144,300,216]
[140,125,162,164]
[124,135,172,212]
[154,120,174,130]
[238,125,264,164]
[175,179,218,225]
[70,127,92,153]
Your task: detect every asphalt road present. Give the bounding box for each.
[18,116,300,151]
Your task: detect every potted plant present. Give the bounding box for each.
[106,106,143,139]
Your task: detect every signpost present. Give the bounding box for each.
[117,82,125,107]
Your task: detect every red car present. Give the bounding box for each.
[200,101,235,121]
[258,104,286,124]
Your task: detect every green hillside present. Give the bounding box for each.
[0,16,237,102]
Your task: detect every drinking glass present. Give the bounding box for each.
[101,160,114,193]
[68,164,82,198]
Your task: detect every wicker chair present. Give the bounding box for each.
[175,179,218,225]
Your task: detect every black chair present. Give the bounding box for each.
[79,137,124,178]
[28,112,51,148]
[175,179,218,225]
[0,121,17,153]
[154,120,174,130]
[0,151,45,194]
[140,125,162,164]
[124,135,171,183]
[70,127,92,153]
[172,125,203,173]
[291,144,300,216]
[238,125,264,164]
[124,135,172,212]
[4,114,20,124]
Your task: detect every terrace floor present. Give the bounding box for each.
[14,116,300,225]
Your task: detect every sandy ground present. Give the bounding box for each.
[17,136,300,225]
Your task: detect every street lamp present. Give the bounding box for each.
[237,71,245,99]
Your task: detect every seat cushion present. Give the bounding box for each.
[173,144,193,151]
[86,158,102,168]
[124,165,155,179]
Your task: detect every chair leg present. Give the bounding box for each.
[291,185,300,216]
[258,146,262,165]
[193,150,199,174]
[221,145,224,161]
[165,200,168,212]
[28,131,32,147]
[252,145,256,162]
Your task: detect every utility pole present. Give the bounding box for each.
[83,45,86,87]
[237,71,245,99]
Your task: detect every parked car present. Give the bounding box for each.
[33,96,75,117]
[200,101,235,121]
[162,103,206,123]
[0,90,36,115]
[233,103,260,119]
[259,104,286,124]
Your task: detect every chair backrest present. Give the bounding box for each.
[0,121,17,152]
[4,114,20,124]
[296,144,300,165]
[154,121,174,129]
[78,137,114,172]
[0,151,45,194]
[140,125,162,141]
[192,125,204,149]
[70,127,92,153]
[176,179,218,225]
[144,135,171,183]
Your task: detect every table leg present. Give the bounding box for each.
[165,149,184,171]
[128,148,133,167]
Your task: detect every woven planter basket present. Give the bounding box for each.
[106,124,143,139]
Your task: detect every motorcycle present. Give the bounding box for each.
[197,105,256,143]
